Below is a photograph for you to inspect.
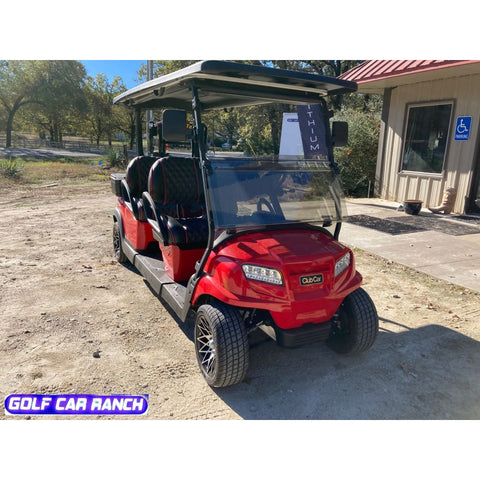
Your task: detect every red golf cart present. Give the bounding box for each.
[111,61,378,387]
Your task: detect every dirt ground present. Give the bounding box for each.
[1,178,479,420]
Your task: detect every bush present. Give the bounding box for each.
[0,159,22,179]
[333,108,380,197]
[103,149,128,169]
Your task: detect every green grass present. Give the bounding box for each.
[18,156,95,164]
[0,156,123,187]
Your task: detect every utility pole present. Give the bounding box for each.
[146,60,154,154]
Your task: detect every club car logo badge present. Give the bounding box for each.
[300,273,324,286]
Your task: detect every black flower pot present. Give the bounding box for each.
[403,200,422,215]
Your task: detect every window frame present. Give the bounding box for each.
[399,100,454,176]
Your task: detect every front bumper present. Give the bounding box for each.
[260,319,333,348]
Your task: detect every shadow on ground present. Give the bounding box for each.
[214,321,480,420]
[118,248,480,420]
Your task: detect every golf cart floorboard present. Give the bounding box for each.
[125,243,187,317]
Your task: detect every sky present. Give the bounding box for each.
[80,60,145,89]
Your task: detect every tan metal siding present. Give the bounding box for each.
[378,73,480,213]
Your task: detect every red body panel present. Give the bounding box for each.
[117,198,204,282]
[192,228,362,329]
[160,244,204,282]
[117,199,155,251]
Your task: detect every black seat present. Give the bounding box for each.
[142,157,208,249]
[122,155,159,220]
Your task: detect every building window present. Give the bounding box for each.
[401,102,452,174]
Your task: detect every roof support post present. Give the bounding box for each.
[135,108,144,156]
[183,84,214,309]
[189,84,206,161]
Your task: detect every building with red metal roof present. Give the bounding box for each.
[340,60,480,213]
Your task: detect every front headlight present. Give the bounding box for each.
[334,251,351,277]
[242,264,284,286]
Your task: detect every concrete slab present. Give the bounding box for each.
[420,259,480,292]
[341,199,480,293]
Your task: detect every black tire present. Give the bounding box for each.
[327,287,378,354]
[113,221,128,264]
[194,302,249,388]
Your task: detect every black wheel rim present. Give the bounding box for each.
[195,314,216,377]
[113,224,121,257]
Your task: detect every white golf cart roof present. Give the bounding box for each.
[113,60,357,110]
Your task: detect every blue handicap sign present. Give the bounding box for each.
[454,116,472,141]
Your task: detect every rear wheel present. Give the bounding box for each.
[194,302,249,388]
[327,288,378,354]
[113,221,128,263]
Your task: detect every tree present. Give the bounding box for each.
[83,74,127,147]
[28,61,88,143]
[332,100,381,197]
[0,61,47,147]
[0,60,89,146]
[115,108,136,150]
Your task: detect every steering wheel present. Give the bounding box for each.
[257,197,275,214]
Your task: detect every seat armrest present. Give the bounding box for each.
[142,192,169,246]
[121,179,138,218]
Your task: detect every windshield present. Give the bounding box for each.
[207,160,346,229]
[204,102,345,229]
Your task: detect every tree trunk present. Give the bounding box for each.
[5,110,14,147]
[268,106,281,154]
[129,123,135,150]
[4,97,24,148]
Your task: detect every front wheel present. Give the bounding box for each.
[327,288,378,354]
[194,302,249,388]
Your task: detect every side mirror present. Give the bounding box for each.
[332,121,348,147]
[162,109,188,142]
